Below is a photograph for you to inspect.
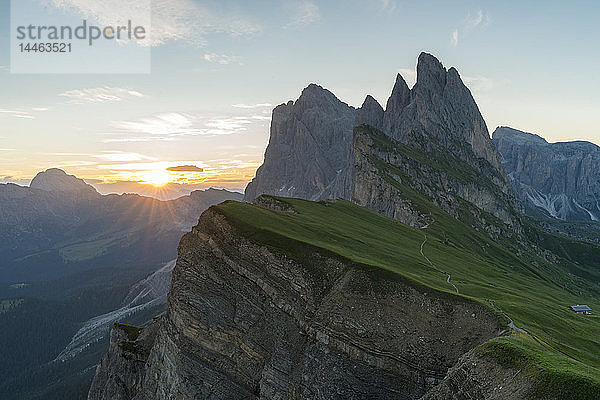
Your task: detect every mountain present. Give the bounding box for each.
[244,84,357,201]
[493,126,600,222]
[246,53,521,236]
[0,170,242,400]
[382,53,502,172]
[30,168,99,195]
[89,53,600,399]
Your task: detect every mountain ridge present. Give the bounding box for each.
[244,52,520,237]
[493,126,600,222]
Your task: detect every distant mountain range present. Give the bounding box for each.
[0,168,241,282]
[493,126,600,222]
[0,168,241,400]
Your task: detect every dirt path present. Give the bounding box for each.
[419,234,459,294]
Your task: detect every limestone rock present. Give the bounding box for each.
[355,94,384,130]
[244,84,356,202]
[493,126,600,222]
[244,53,514,231]
[88,322,158,400]
[93,207,504,400]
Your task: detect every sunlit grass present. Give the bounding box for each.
[214,196,600,392]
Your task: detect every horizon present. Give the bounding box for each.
[1,1,599,195]
[4,122,599,200]
[3,166,245,200]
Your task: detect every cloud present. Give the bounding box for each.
[0,148,16,151]
[31,107,49,111]
[465,10,491,32]
[250,115,272,121]
[166,165,204,172]
[203,53,240,65]
[284,1,320,29]
[232,103,273,109]
[450,29,458,47]
[379,0,397,12]
[397,67,494,93]
[0,108,35,119]
[398,68,417,86]
[53,160,98,168]
[104,112,262,142]
[94,152,157,162]
[451,10,490,47]
[463,76,495,92]
[59,87,144,104]
[49,0,261,47]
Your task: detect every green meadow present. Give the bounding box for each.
[215,195,600,397]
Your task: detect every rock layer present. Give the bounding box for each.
[90,205,503,399]
[351,126,522,235]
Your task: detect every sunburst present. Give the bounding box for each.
[139,170,172,187]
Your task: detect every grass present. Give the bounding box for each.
[115,323,143,341]
[115,323,144,357]
[478,333,600,399]
[213,196,600,391]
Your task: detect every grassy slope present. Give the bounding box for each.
[215,196,600,396]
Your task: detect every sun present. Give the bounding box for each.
[140,171,172,187]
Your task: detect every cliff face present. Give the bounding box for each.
[421,348,535,400]
[90,205,504,399]
[493,126,600,222]
[88,322,158,400]
[244,84,357,202]
[243,53,516,233]
[351,126,522,235]
[383,53,503,173]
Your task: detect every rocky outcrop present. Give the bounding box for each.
[355,95,384,130]
[382,73,411,136]
[90,206,505,400]
[244,84,357,202]
[421,348,535,400]
[493,126,600,222]
[351,126,522,235]
[88,322,159,400]
[384,54,503,173]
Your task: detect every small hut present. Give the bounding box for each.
[570,305,592,315]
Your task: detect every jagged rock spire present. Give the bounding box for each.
[355,95,384,130]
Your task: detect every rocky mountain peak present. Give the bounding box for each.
[416,52,447,90]
[294,83,351,114]
[380,53,504,173]
[492,126,548,145]
[245,52,511,213]
[30,168,98,194]
[243,83,356,202]
[382,73,411,134]
[493,126,600,222]
[355,94,384,130]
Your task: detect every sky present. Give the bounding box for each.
[0,0,599,196]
